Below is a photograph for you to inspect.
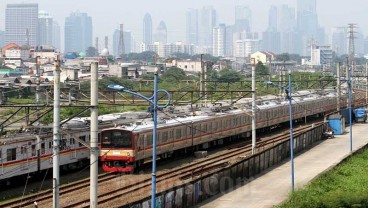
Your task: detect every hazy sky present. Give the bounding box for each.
[1,0,367,48]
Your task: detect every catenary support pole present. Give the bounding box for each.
[251,59,256,154]
[152,69,158,207]
[53,59,61,208]
[337,62,341,113]
[288,71,295,192]
[90,62,99,208]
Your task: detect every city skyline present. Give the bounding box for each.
[1,0,367,47]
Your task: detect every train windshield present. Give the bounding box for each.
[101,130,132,148]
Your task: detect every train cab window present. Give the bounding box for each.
[101,130,132,149]
[7,148,16,161]
[70,138,75,145]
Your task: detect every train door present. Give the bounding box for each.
[20,145,29,171]
[0,148,3,175]
[69,138,77,159]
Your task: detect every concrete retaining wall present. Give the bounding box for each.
[126,124,326,208]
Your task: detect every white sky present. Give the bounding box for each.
[1,0,367,49]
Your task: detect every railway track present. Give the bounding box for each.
[1,122,323,207]
[0,172,116,208]
[63,122,324,207]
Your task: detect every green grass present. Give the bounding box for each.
[278,148,368,208]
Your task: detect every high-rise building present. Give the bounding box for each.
[0,31,5,47]
[268,6,278,31]
[297,0,319,55]
[64,11,92,53]
[234,5,251,33]
[186,8,198,45]
[154,21,167,44]
[199,6,216,49]
[262,30,281,53]
[143,13,152,46]
[331,27,347,56]
[38,11,53,46]
[52,21,61,51]
[212,24,226,57]
[5,3,38,46]
[123,31,132,54]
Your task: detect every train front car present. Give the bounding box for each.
[100,128,135,172]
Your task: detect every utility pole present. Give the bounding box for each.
[200,54,204,106]
[337,62,341,113]
[53,59,61,208]
[251,58,256,155]
[90,62,99,208]
[36,56,40,125]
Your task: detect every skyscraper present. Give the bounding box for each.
[38,11,53,46]
[234,5,251,33]
[297,0,319,55]
[212,24,226,57]
[186,8,198,45]
[0,31,5,47]
[52,21,61,51]
[200,6,216,49]
[143,13,153,46]
[154,21,167,44]
[5,3,38,46]
[64,11,92,53]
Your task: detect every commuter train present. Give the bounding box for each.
[0,112,149,183]
[100,89,351,172]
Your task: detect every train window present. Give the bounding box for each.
[226,120,230,128]
[146,134,153,147]
[202,124,207,134]
[0,150,2,162]
[176,128,182,140]
[49,142,52,149]
[162,131,168,143]
[70,138,75,145]
[79,136,86,147]
[169,130,173,140]
[7,148,16,161]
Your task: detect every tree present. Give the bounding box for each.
[276,53,290,62]
[161,67,187,83]
[86,47,98,57]
[255,61,269,75]
[218,68,242,82]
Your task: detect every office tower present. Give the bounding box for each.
[0,31,4,47]
[297,0,319,55]
[364,37,368,55]
[268,6,278,31]
[200,6,217,49]
[212,24,226,57]
[331,27,347,55]
[123,31,132,54]
[154,21,167,44]
[118,24,125,55]
[225,25,233,57]
[143,13,152,46]
[186,8,198,45]
[64,11,93,53]
[234,5,251,33]
[52,21,61,51]
[38,11,53,46]
[262,31,281,53]
[5,3,38,46]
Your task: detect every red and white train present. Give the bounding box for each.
[100,90,350,172]
[0,112,149,183]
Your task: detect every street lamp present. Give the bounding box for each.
[266,70,295,192]
[107,70,171,208]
